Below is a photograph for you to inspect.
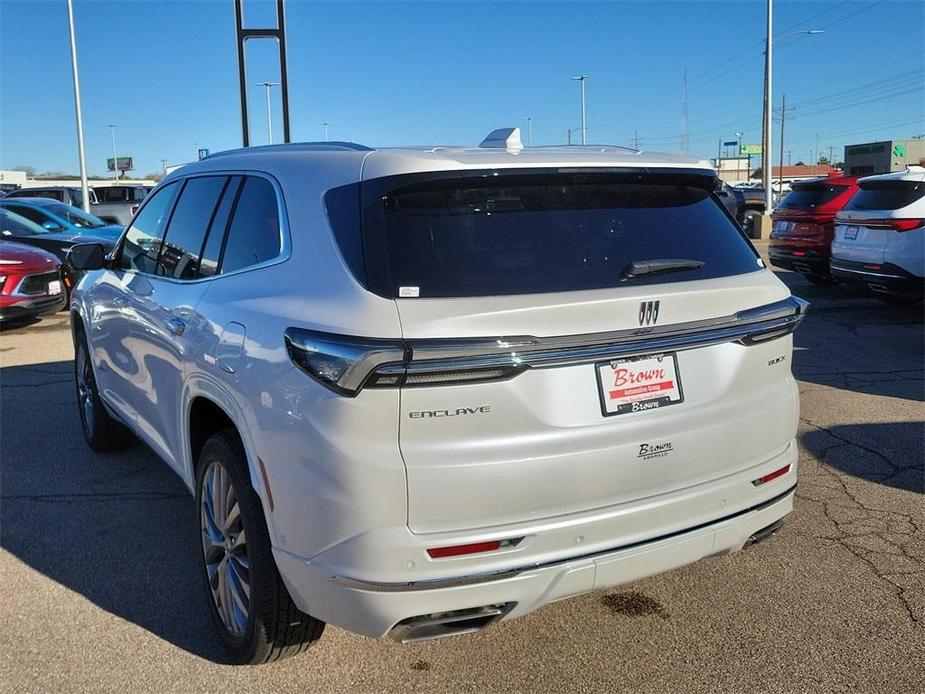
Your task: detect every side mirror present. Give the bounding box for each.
[68,243,106,271]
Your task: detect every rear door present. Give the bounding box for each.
[363,170,798,533]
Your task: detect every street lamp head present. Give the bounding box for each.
[805,29,825,35]
[257,81,279,87]
[571,75,588,81]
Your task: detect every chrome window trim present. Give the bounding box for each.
[330,483,797,593]
[107,169,292,285]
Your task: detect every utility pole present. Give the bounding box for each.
[787,150,792,166]
[634,129,639,150]
[829,145,834,166]
[109,124,119,180]
[680,69,690,155]
[257,81,278,144]
[717,138,722,173]
[160,159,168,174]
[736,131,744,181]
[778,94,786,197]
[322,122,329,142]
[65,0,90,213]
[761,0,773,215]
[525,117,533,146]
[572,75,588,144]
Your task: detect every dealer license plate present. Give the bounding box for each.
[596,353,684,417]
[47,280,62,295]
[844,225,859,240]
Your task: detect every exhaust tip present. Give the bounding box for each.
[389,603,515,643]
[745,519,785,548]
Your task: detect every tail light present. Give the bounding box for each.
[839,218,924,232]
[285,296,808,397]
[284,329,406,397]
[888,219,924,232]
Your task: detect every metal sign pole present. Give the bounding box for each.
[234,0,291,147]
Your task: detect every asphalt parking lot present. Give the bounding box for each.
[1,251,922,694]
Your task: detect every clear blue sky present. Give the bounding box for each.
[1,0,922,177]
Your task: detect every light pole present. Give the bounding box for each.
[571,75,588,145]
[109,124,119,180]
[65,0,90,213]
[321,122,330,142]
[257,81,278,144]
[761,18,825,218]
[525,117,533,146]
[735,131,744,181]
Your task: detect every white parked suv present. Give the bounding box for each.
[68,129,808,664]
[831,166,925,303]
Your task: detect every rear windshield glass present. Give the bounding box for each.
[845,180,925,211]
[778,183,848,210]
[361,171,760,298]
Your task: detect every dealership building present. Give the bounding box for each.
[843,139,925,176]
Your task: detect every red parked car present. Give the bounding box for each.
[0,240,66,323]
[769,174,861,284]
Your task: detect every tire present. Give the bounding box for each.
[805,274,837,286]
[74,327,134,451]
[743,210,761,238]
[196,430,324,664]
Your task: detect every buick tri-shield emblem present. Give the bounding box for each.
[639,300,660,326]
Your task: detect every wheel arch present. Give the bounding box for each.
[183,383,276,535]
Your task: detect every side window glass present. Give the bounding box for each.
[156,177,227,279]
[119,182,178,273]
[6,205,56,229]
[198,177,242,278]
[220,177,281,273]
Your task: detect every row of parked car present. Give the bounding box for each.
[3,184,151,225]
[0,195,126,323]
[768,166,925,303]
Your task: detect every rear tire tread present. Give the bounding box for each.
[199,430,324,664]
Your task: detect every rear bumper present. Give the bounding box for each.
[274,442,797,639]
[0,293,66,322]
[830,260,924,297]
[768,246,830,276]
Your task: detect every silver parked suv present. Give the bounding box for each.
[68,129,808,663]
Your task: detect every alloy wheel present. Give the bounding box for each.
[200,460,251,637]
[75,344,95,435]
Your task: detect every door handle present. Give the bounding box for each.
[166,317,187,336]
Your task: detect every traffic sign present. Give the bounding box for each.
[739,144,762,155]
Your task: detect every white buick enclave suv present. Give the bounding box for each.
[68,129,808,664]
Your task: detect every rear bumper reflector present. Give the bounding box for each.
[752,464,791,486]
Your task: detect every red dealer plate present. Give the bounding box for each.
[595,353,684,417]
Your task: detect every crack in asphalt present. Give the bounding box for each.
[797,418,923,626]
